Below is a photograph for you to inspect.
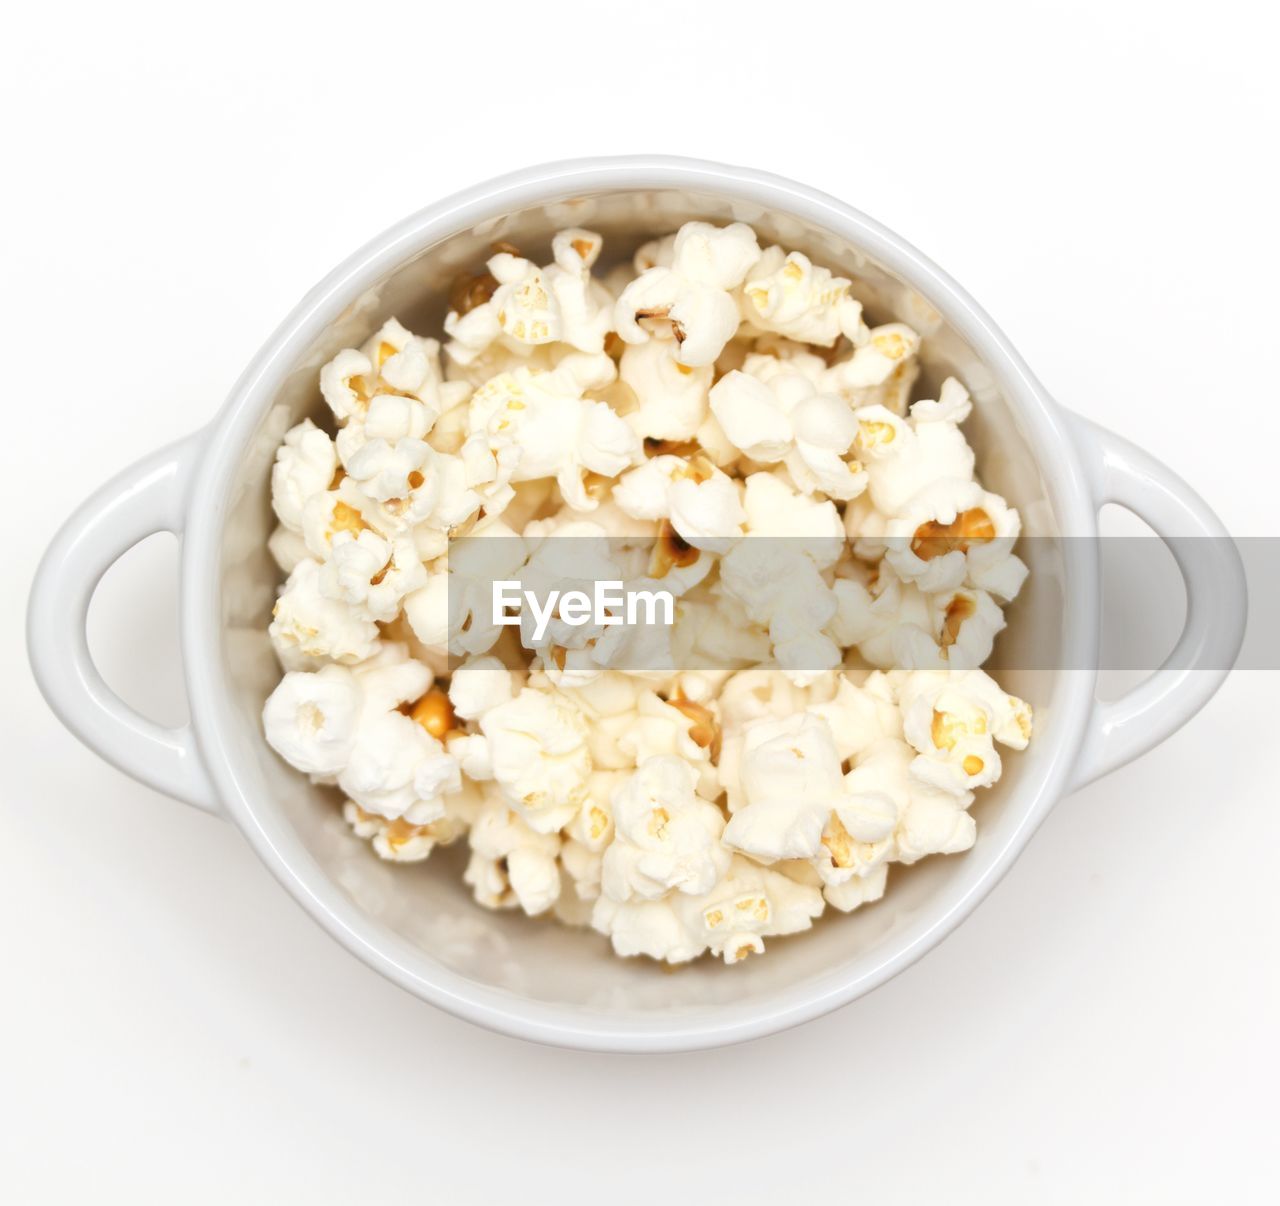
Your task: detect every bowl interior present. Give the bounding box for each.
[213,181,1069,1031]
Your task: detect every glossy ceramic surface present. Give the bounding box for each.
[27,158,1246,1050]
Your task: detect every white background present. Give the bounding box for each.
[4,1,1277,1201]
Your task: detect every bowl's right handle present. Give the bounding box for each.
[26,432,219,814]
[1065,414,1247,792]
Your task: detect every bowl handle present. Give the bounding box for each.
[26,432,219,815]
[1065,414,1246,791]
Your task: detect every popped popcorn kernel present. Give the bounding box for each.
[260,218,1035,967]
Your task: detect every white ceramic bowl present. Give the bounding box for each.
[27,157,1245,1052]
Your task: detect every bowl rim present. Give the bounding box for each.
[181,155,1099,1052]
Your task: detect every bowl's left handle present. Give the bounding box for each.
[27,432,219,815]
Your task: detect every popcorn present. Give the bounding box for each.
[739,471,844,564]
[883,479,1022,594]
[445,251,558,363]
[552,228,603,271]
[514,519,628,656]
[260,218,1037,967]
[718,666,823,730]
[568,770,620,854]
[785,392,868,501]
[335,389,444,473]
[322,318,467,424]
[856,380,976,518]
[892,668,1033,797]
[720,689,944,893]
[816,738,907,883]
[519,529,677,683]
[601,756,731,902]
[344,441,484,540]
[722,711,849,862]
[719,538,841,680]
[822,323,922,414]
[593,850,825,965]
[745,335,829,386]
[716,473,846,679]
[447,655,514,721]
[614,222,760,366]
[613,453,745,552]
[633,234,676,273]
[559,769,621,902]
[708,370,795,462]
[353,644,435,713]
[343,795,471,864]
[894,585,1008,672]
[895,784,976,863]
[805,671,902,762]
[740,247,868,346]
[319,348,373,424]
[448,731,492,781]
[546,229,613,353]
[968,544,1030,604]
[271,419,337,532]
[269,558,380,668]
[342,435,433,504]
[372,318,471,410]
[619,340,713,441]
[672,855,825,963]
[338,662,462,823]
[560,838,604,903]
[715,671,838,809]
[263,664,362,775]
[445,236,612,367]
[463,353,641,512]
[712,357,871,501]
[667,223,762,297]
[552,671,644,770]
[643,528,715,597]
[480,686,593,833]
[692,409,741,469]
[848,736,979,865]
[424,392,470,454]
[591,895,707,963]
[669,586,772,670]
[299,481,373,558]
[828,562,931,670]
[616,690,720,799]
[263,645,462,830]
[403,521,528,657]
[612,454,684,520]
[540,644,608,692]
[823,863,888,913]
[464,791,562,915]
[318,530,427,623]
[842,490,891,556]
[443,340,558,391]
